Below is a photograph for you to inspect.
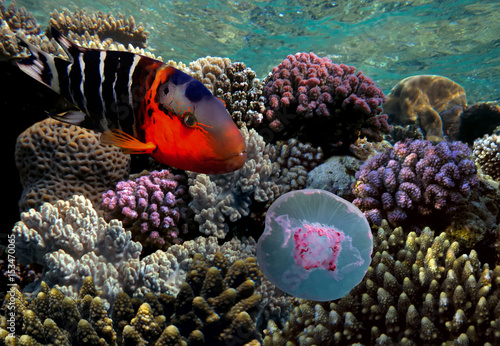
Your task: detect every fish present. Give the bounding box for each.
[15,27,247,174]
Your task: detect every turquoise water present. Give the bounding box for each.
[18,0,500,104]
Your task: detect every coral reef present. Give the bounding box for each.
[353,139,481,227]
[212,61,266,128]
[306,155,362,201]
[263,221,500,345]
[459,101,500,144]
[473,132,500,181]
[188,127,284,238]
[0,0,40,59]
[11,194,259,306]
[1,253,263,345]
[15,118,130,212]
[259,52,390,155]
[383,75,467,142]
[186,57,266,127]
[102,169,191,249]
[49,8,149,48]
[186,56,232,92]
[11,195,144,304]
[0,2,154,60]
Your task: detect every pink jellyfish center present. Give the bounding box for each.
[293,223,345,272]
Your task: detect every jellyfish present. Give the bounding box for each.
[256,189,373,301]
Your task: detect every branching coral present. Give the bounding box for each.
[188,127,283,238]
[263,221,500,345]
[15,118,130,212]
[102,169,191,248]
[1,253,263,345]
[0,0,40,59]
[259,52,390,155]
[473,132,500,181]
[49,8,149,48]
[12,194,259,306]
[186,57,266,127]
[353,139,481,227]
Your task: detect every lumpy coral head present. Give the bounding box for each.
[256,189,373,301]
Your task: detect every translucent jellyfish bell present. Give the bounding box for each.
[256,189,373,301]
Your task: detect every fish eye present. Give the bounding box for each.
[183,112,197,127]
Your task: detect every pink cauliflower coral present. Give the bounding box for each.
[260,52,390,155]
[101,170,190,248]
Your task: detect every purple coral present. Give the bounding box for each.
[353,140,481,226]
[101,170,190,247]
[260,52,390,155]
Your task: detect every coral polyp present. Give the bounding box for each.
[256,189,373,301]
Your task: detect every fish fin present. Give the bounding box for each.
[46,110,87,125]
[16,33,58,89]
[100,129,156,154]
[50,27,85,62]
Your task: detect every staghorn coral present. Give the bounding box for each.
[383,75,467,142]
[353,139,481,228]
[102,169,192,249]
[473,132,500,181]
[1,254,263,345]
[263,221,500,345]
[188,127,283,238]
[259,52,390,155]
[15,118,130,212]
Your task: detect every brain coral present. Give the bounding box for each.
[259,52,390,155]
[263,221,500,345]
[102,169,191,249]
[353,139,481,227]
[383,75,467,142]
[15,118,130,212]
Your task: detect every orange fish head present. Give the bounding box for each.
[148,74,247,174]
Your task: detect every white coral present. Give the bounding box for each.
[188,127,283,238]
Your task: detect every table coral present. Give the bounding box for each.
[49,8,149,48]
[263,221,500,345]
[353,139,481,227]
[102,169,191,248]
[15,118,130,212]
[259,52,390,155]
[383,75,467,142]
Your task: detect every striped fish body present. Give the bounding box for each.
[17,28,167,137]
[16,28,247,173]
